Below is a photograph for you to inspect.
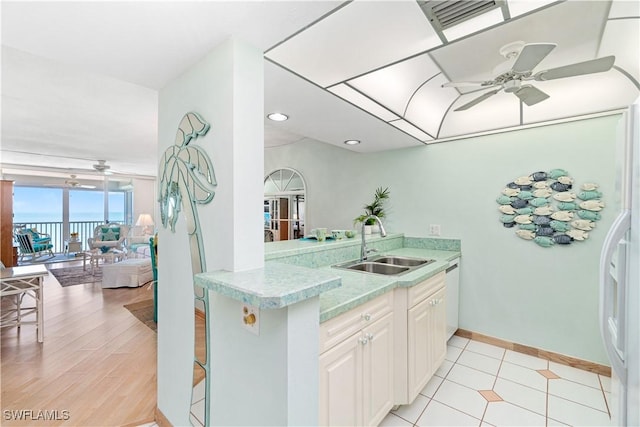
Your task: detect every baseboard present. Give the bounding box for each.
[455,329,611,377]
[195,308,206,320]
[155,407,172,427]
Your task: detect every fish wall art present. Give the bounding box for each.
[496,169,604,248]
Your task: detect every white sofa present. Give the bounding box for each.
[101,258,153,288]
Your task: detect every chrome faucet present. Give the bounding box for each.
[360,215,387,261]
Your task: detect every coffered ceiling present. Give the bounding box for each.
[1,1,638,181]
[266,0,639,141]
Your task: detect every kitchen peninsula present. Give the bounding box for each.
[195,233,461,426]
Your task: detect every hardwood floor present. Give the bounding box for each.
[1,260,157,426]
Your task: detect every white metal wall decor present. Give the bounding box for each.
[496,169,604,248]
[158,111,216,426]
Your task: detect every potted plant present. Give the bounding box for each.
[354,187,390,234]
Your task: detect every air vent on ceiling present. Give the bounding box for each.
[419,0,503,31]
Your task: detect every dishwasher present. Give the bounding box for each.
[445,258,460,340]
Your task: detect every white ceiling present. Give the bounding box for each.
[1,1,639,182]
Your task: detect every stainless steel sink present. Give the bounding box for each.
[333,255,435,276]
[343,262,409,275]
[370,255,435,267]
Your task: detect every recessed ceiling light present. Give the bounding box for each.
[267,112,289,122]
[344,139,361,145]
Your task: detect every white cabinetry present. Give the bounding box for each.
[407,287,446,399]
[394,271,447,404]
[319,293,395,427]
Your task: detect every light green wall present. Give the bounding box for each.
[266,115,622,364]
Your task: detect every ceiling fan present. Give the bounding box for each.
[56,174,96,189]
[93,160,112,174]
[443,41,616,111]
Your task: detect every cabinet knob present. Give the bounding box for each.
[362,313,371,321]
[358,337,369,345]
[365,333,374,341]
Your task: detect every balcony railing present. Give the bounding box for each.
[13,221,112,254]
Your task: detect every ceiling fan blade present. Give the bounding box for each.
[454,89,501,111]
[534,55,615,81]
[514,85,550,106]
[442,80,496,88]
[511,43,557,73]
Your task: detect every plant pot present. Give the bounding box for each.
[364,225,373,235]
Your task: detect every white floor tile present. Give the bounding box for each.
[190,410,204,427]
[192,379,205,403]
[379,412,413,427]
[604,391,612,414]
[191,397,205,425]
[457,350,502,375]
[446,363,496,390]
[498,361,547,392]
[548,394,611,426]
[493,377,547,416]
[432,379,488,419]
[548,378,608,411]
[392,393,430,424]
[503,350,548,370]
[465,341,505,360]
[416,400,481,426]
[435,359,454,378]
[481,423,496,427]
[600,374,612,392]
[446,344,464,362]
[483,401,546,426]
[420,374,444,398]
[547,418,570,426]
[549,361,601,388]
[448,335,470,349]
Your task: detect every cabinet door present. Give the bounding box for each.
[407,296,431,401]
[362,312,394,427]
[407,287,447,402]
[319,332,363,427]
[429,288,447,375]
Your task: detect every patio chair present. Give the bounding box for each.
[14,229,54,262]
[87,223,129,252]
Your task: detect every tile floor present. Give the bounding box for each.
[381,336,612,427]
[140,336,612,427]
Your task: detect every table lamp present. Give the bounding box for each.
[136,213,154,235]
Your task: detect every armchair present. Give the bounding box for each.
[14,229,54,262]
[87,223,129,252]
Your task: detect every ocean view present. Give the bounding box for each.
[14,212,125,223]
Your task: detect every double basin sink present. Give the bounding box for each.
[333,255,435,276]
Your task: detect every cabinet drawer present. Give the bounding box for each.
[320,292,393,354]
[407,271,445,308]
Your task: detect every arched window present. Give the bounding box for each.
[264,168,306,241]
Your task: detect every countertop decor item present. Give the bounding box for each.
[354,186,390,229]
[496,169,604,248]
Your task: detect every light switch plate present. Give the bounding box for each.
[241,304,260,335]
[429,224,441,236]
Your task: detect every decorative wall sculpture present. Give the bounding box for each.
[496,169,604,248]
[158,112,216,426]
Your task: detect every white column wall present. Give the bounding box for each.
[157,37,264,426]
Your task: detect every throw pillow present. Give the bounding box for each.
[101,229,118,241]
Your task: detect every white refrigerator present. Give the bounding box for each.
[600,100,640,426]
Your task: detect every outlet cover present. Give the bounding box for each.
[241,304,260,335]
[429,224,441,236]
